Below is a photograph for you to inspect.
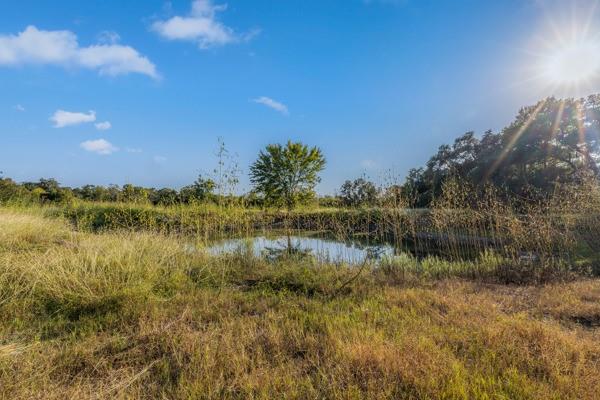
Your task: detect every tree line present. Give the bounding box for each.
[403,95,600,206]
[1,95,599,209]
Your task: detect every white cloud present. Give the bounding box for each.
[14,104,25,112]
[50,109,96,128]
[0,26,158,79]
[126,147,143,153]
[95,121,112,131]
[97,30,121,44]
[80,139,118,155]
[252,96,289,115]
[152,0,257,49]
[77,45,158,78]
[153,155,167,164]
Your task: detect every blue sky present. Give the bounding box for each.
[2,0,600,193]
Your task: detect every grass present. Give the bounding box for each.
[1,208,600,399]
[13,178,594,274]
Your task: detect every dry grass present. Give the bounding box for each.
[1,209,600,399]
[42,178,600,279]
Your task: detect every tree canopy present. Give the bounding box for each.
[339,178,378,207]
[250,141,326,209]
[404,95,600,206]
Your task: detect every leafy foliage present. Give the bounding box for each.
[179,175,216,204]
[120,184,149,204]
[0,177,24,203]
[250,141,326,209]
[22,178,73,203]
[339,178,378,207]
[405,96,600,206]
[150,188,179,206]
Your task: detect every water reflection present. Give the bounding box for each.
[207,235,395,265]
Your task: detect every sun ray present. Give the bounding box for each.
[542,99,565,164]
[575,99,590,163]
[485,99,548,180]
[519,1,600,97]
[550,99,565,139]
[579,0,599,40]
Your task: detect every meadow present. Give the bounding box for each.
[3,2,600,398]
[1,189,600,399]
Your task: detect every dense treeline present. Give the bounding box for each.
[0,175,230,206]
[1,96,599,209]
[403,96,600,206]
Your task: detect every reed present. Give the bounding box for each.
[30,178,600,282]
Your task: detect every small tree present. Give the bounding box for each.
[339,178,378,207]
[179,175,216,204]
[0,176,22,203]
[120,184,149,204]
[250,141,326,209]
[213,138,241,205]
[23,178,74,204]
[150,188,179,206]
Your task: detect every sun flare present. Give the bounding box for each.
[522,3,600,97]
[541,41,600,85]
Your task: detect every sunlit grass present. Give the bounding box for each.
[1,208,600,398]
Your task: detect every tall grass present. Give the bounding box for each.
[1,209,600,398]
[27,178,599,284]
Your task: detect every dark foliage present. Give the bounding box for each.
[339,178,378,207]
[404,96,600,206]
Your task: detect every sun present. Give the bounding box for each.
[521,3,600,97]
[541,40,600,86]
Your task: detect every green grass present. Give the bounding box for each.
[1,208,600,399]
[0,200,585,271]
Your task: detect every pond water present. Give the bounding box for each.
[207,235,397,265]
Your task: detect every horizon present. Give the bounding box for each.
[2,0,600,194]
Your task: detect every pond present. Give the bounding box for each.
[206,234,398,265]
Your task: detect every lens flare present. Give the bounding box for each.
[517,2,600,97]
[541,41,600,85]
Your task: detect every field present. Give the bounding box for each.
[1,207,600,399]
[4,1,600,398]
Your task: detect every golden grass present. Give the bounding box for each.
[42,177,600,278]
[0,209,71,251]
[1,209,600,399]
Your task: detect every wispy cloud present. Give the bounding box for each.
[360,159,377,169]
[126,147,143,153]
[80,139,118,155]
[96,30,121,45]
[95,121,112,131]
[252,96,289,115]
[0,26,158,79]
[153,155,167,164]
[152,0,259,49]
[14,104,25,112]
[50,109,96,128]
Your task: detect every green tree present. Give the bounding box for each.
[339,177,378,207]
[150,188,179,206]
[20,178,73,204]
[250,141,326,209]
[120,184,149,204]
[404,96,600,206]
[179,175,216,204]
[0,177,23,203]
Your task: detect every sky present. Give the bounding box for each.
[1,0,600,193]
